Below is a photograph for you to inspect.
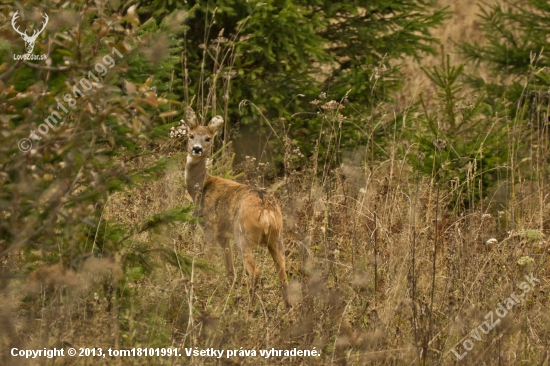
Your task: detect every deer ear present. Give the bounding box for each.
[208,116,224,134]
[184,107,198,129]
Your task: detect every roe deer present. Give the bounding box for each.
[183,107,289,308]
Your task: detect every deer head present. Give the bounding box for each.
[184,107,224,160]
[11,11,49,54]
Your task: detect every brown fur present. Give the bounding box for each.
[183,107,289,308]
[26,263,81,295]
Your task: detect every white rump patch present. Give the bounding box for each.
[262,210,272,235]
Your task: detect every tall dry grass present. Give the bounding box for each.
[3,96,549,365]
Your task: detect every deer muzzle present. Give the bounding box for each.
[191,145,203,155]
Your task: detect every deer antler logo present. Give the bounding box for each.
[11,11,49,54]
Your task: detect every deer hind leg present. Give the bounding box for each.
[267,233,290,308]
[217,236,235,281]
[234,229,260,305]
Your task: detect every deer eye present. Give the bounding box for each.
[189,134,194,139]
[205,137,211,142]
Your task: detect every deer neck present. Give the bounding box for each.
[185,155,209,204]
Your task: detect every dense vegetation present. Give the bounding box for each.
[0,0,549,364]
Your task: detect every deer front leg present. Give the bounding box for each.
[234,231,260,307]
[243,249,260,308]
[216,236,235,280]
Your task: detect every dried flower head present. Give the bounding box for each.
[517,256,534,266]
[335,113,346,122]
[292,146,305,158]
[169,119,188,139]
[433,138,446,150]
[321,100,345,111]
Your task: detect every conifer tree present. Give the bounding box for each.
[459,0,550,103]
